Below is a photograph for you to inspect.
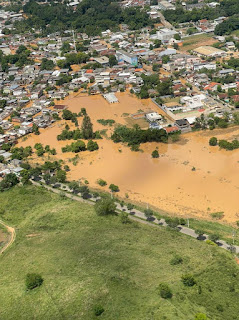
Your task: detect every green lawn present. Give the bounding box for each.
[0,186,239,319]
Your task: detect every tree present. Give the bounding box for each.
[69,181,80,193]
[94,305,104,316]
[209,233,220,243]
[127,203,134,211]
[97,179,107,186]
[109,55,117,67]
[152,150,159,158]
[158,283,172,299]
[109,184,119,192]
[20,169,31,185]
[25,273,43,290]
[62,109,74,120]
[139,87,149,99]
[32,123,40,135]
[181,274,196,287]
[209,137,217,146]
[81,114,94,139]
[40,58,55,70]
[120,212,130,224]
[1,143,11,151]
[165,217,179,229]
[0,173,19,192]
[87,140,99,151]
[162,55,170,64]
[144,208,153,219]
[94,198,116,216]
[195,229,204,238]
[56,169,66,183]
[79,185,89,196]
[71,140,86,153]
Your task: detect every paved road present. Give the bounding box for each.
[32,180,239,255]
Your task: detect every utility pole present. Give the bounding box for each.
[232,230,235,245]
[187,218,190,228]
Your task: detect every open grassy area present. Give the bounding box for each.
[181,34,216,52]
[231,30,239,37]
[0,186,239,319]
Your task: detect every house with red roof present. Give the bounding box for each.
[204,82,220,92]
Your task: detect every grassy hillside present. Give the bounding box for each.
[0,186,239,320]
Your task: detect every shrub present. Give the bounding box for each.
[205,239,217,246]
[97,179,107,187]
[25,273,43,290]
[181,274,196,287]
[210,212,224,220]
[195,313,208,320]
[236,220,239,227]
[87,140,99,151]
[94,305,104,316]
[209,137,217,146]
[209,233,220,243]
[195,229,204,237]
[120,212,130,224]
[158,283,172,299]
[152,150,159,158]
[170,255,183,265]
[179,218,186,225]
[165,217,180,229]
[127,203,134,211]
[109,184,119,192]
[130,144,140,152]
[97,119,115,126]
[94,198,116,216]
[144,208,153,218]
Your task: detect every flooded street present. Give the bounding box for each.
[19,92,239,222]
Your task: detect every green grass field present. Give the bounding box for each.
[0,186,239,319]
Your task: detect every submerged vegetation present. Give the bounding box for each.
[111,125,168,146]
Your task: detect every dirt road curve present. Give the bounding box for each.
[0,220,16,255]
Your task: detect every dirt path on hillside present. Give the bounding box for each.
[0,220,16,255]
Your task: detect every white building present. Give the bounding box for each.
[154,28,178,42]
[146,112,162,122]
[103,93,118,104]
[180,94,206,110]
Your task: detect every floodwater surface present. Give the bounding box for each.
[19,92,239,222]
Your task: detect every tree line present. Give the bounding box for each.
[11,0,155,36]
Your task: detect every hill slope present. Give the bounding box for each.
[0,186,238,319]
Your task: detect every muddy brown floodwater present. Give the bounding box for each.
[19,92,239,223]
